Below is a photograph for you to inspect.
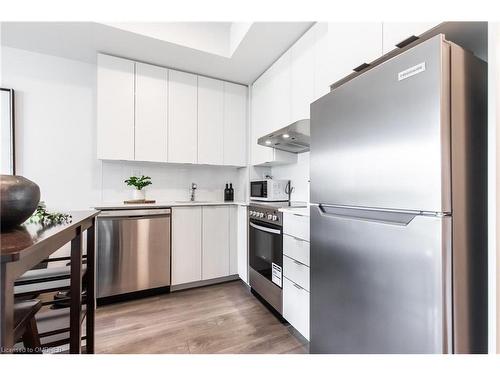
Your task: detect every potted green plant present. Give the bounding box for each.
[124,175,152,201]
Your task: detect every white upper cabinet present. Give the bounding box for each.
[223,82,247,167]
[168,70,198,164]
[97,54,247,166]
[134,62,168,162]
[250,74,274,166]
[97,54,135,160]
[267,49,292,132]
[325,23,383,87]
[291,25,315,122]
[198,76,224,165]
[382,22,442,54]
[250,51,296,166]
[312,22,331,100]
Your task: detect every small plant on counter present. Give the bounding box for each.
[124,175,152,190]
[29,201,72,226]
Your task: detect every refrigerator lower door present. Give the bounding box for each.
[310,205,452,354]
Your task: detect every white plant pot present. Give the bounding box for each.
[133,189,146,201]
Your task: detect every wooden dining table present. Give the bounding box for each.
[1,210,99,354]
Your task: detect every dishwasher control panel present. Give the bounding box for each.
[98,208,171,217]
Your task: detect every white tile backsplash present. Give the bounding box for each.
[101,160,244,203]
[271,152,310,202]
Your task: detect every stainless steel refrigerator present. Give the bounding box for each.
[310,34,487,354]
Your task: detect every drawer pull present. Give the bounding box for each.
[288,235,307,243]
[293,259,306,267]
[293,283,303,290]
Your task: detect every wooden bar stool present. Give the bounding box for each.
[14,299,42,353]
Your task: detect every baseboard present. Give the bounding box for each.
[171,274,240,292]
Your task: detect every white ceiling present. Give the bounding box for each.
[103,22,252,58]
[0,22,314,84]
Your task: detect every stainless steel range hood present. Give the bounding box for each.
[257,119,310,153]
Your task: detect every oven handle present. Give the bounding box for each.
[249,222,281,235]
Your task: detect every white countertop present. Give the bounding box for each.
[278,206,310,217]
[94,201,248,210]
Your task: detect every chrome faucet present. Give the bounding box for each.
[190,182,197,201]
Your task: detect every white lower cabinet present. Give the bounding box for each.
[283,255,310,292]
[282,212,310,340]
[283,234,310,266]
[236,205,248,283]
[172,205,240,287]
[202,206,230,280]
[229,206,239,276]
[283,277,310,340]
[283,212,310,241]
[171,207,202,285]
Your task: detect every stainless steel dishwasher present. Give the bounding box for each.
[97,208,171,299]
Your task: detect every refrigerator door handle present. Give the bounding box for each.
[317,204,419,226]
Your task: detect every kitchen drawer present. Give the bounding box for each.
[283,213,310,241]
[283,276,310,340]
[283,234,310,266]
[283,255,310,291]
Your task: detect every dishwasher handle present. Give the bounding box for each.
[98,208,171,218]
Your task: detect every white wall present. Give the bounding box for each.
[1,46,247,212]
[1,46,101,211]
[271,152,309,203]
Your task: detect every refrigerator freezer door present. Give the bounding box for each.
[310,35,450,212]
[310,205,452,353]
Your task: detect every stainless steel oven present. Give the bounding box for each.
[248,204,283,314]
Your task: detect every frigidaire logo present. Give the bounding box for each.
[398,62,426,81]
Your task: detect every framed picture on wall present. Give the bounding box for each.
[1,88,15,175]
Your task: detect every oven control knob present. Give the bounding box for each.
[259,213,264,218]
[267,214,272,220]
[249,210,254,216]
[272,215,278,221]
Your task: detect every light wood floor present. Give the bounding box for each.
[95,280,309,354]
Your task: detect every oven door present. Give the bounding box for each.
[249,219,283,287]
[250,181,267,200]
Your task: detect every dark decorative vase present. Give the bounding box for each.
[0,175,40,230]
